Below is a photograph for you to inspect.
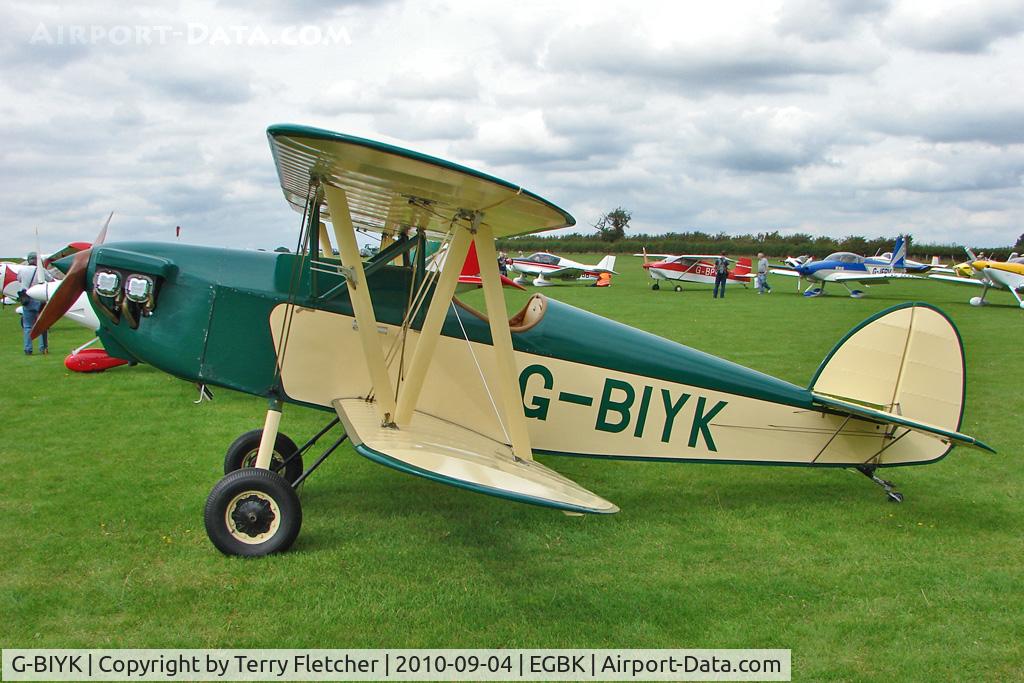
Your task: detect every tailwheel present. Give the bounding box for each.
[204,468,302,556]
[651,282,660,290]
[856,465,904,504]
[224,429,303,484]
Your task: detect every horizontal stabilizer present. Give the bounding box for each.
[333,398,618,514]
[813,394,994,453]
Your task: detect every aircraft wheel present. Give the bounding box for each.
[849,290,864,298]
[969,296,987,307]
[673,285,682,292]
[651,283,660,291]
[224,429,303,484]
[204,469,302,556]
[886,491,904,504]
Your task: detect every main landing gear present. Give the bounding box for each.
[855,465,904,503]
[204,412,348,556]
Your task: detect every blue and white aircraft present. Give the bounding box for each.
[773,236,923,298]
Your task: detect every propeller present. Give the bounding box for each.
[30,212,112,340]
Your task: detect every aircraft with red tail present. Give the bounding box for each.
[638,249,752,291]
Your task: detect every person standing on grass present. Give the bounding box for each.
[713,251,729,299]
[756,252,772,294]
[17,252,51,355]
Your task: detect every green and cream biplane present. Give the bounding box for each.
[33,125,993,556]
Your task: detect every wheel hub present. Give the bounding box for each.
[230,495,276,537]
[242,450,286,475]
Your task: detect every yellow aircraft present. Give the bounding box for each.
[929,249,1024,308]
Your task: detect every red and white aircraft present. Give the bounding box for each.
[507,252,616,286]
[8,214,130,371]
[638,250,753,291]
[428,240,526,293]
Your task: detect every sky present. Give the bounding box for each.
[2,0,1023,254]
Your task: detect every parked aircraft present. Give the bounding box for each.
[33,126,991,557]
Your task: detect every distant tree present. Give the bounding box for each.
[593,207,632,242]
[274,246,290,253]
[839,235,868,254]
[1015,233,1024,252]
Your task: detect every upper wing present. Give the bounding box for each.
[268,124,574,238]
[635,254,735,262]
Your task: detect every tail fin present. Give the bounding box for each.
[808,303,988,459]
[734,257,752,276]
[462,240,481,277]
[596,255,617,273]
[889,236,906,270]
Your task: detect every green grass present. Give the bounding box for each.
[1,257,1021,680]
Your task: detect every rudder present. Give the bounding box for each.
[809,303,965,435]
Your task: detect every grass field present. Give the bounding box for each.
[1,255,1021,680]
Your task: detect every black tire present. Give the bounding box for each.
[651,283,660,290]
[224,429,303,484]
[674,285,682,292]
[204,469,302,556]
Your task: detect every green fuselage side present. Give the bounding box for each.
[84,241,814,411]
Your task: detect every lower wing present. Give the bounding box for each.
[827,273,923,285]
[928,274,990,288]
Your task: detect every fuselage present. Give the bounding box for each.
[26,281,99,331]
[797,252,894,282]
[643,258,748,285]
[72,241,949,468]
[508,252,605,280]
[973,259,1024,291]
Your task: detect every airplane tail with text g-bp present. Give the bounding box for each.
[807,303,991,457]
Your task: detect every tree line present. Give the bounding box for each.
[497,230,1024,260]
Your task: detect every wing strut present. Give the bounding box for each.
[393,222,473,424]
[473,220,533,461]
[324,184,398,421]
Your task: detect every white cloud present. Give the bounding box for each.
[2,0,1023,254]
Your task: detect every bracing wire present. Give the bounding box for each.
[272,184,316,386]
[450,299,511,446]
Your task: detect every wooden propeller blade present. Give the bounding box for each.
[31,249,90,339]
[95,211,113,246]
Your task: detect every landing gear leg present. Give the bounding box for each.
[856,465,903,503]
[253,401,284,470]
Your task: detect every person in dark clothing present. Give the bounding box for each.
[713,251,729,299]
[17,252,51,354]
